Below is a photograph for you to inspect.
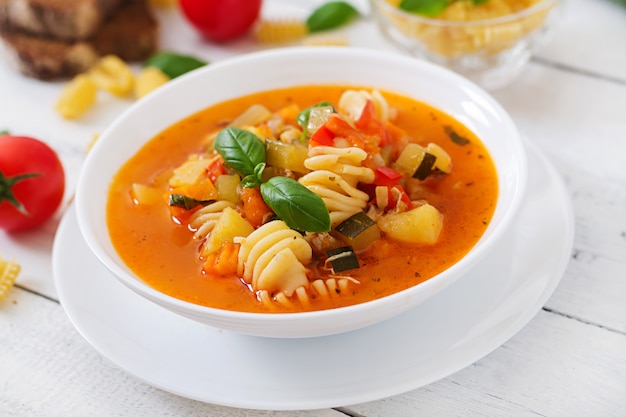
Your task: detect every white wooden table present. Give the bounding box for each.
[1,0,625,415]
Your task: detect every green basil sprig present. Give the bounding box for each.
[214,127,331,232]
[261,177,331,233]
[306,1,360,33]
[214,128,265,175]
[400,0,489,17]
[169,194,215,210]
[144,51,208,79]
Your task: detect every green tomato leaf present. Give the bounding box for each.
[260,176,331,233]
[144,51,208,79]
[399,0,449,17]
[214,127,266,176]
[306,1,360,33]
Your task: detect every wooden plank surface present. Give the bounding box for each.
[1,0,625,416]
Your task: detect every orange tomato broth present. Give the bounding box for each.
[107,85,497,313]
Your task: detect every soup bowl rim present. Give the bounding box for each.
[75,46,528,338]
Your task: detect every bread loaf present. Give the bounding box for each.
[0,0,158,80]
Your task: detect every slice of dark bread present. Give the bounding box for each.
[0,0,125,41]
[0,0,158,80]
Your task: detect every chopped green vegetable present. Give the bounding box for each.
[326,246,360,273]
[306,1,360,33]
[399,0,448,17]
[168,194,215,210]
[413,152,437,180]
[144,51,208,79]
[265,139,309,173]
[400,0,490,17]
[333,211,380,251]
[445,126,471,146]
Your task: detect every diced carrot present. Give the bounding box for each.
[278,103,301,126]
[170,178,217,201]
[203,242,239,276]
[240,186,273,228]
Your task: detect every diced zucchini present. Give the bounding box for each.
[202,207,254,256]
[332,211,380,251]
[325,246,360,273]
[394,143,425,175]
[377,203,443,244]
[307,106,334,134]
[265,138,309,173]
[426,143,452,174]
[215,174,241,203]
[413,152,436,180]
[393,143,437,180]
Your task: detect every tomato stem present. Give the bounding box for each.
[0,171,41,215]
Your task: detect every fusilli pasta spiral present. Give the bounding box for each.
[237,220,312,297]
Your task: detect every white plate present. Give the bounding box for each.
[52,142,574,411]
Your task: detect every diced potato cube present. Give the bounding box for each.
[332,212,381,251]
[202,207,254,256]
[169,157,211,187]
[393,143,427,176]
[377,204,443,244]
[265,138,308,173]
[426,143,452,174]
[215,174,241,203]
[230,104,272,128]
[130,183,163,205]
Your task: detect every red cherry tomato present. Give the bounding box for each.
[179,0,263,42]
[0,134,65,232]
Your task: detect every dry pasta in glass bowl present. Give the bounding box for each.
[370,0,561,90]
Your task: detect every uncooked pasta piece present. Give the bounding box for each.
[0,256,20,302]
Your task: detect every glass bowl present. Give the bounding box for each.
[369,0,561,90]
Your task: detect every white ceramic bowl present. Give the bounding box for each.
[75,47,527,338]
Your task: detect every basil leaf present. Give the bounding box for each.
[260,177,331,232]
[399,0,449,17]
[144,51,208,79]
[214,127,266,176]
[306,1,360,33]
[473,0,489,4]
[168,194,215,210]
[241,175,261,188]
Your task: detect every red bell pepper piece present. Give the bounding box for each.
[373,166,403,187]
[309,124,335,147]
